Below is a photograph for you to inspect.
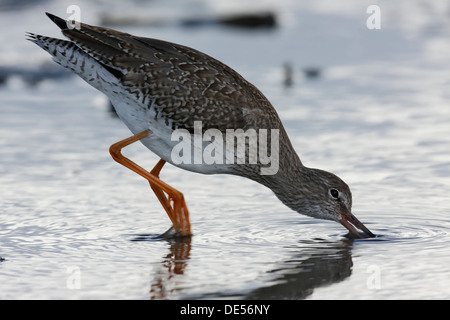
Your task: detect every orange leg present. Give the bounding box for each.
[109,130,191,237]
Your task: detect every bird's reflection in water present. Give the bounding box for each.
[148,237,192,300]
[145,235,356,299]
[245,238,354,299]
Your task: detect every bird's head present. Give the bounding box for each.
[288,168,375,238]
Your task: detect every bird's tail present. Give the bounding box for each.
[26,33,78,70]
[26,32,119,93]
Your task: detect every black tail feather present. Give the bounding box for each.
[45,12,69,30]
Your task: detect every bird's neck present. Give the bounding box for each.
[252,128,309,210]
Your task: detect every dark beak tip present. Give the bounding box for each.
[355,230,376,239]
[365,229,376,238]
[339,213,375,239]
[357,223,376,238]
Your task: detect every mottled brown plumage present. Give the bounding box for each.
[60,15,279,134]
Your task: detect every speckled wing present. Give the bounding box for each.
[46,13,281,133]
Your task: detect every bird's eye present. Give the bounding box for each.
[330,189,339,199]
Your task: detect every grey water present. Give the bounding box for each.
[1,0,450,299]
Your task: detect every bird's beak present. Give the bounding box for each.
[339,212,375,238]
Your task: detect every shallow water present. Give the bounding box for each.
[1,0,450,299]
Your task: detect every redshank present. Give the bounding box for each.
[28,13,374,238]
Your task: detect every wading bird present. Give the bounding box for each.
[28,13,374,238]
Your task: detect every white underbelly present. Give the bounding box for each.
[109,96,234,175]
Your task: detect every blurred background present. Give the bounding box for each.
[1,0,450,299]
[4,0,450,89]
